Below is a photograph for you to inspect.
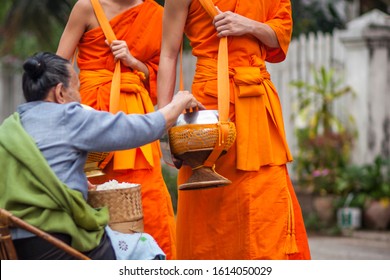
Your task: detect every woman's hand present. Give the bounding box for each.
[159,90,205,129]
[173,90,205,112]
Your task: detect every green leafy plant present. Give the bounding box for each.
[334,165,370,209]
[334,156,390,210]
[290,66,357,195]
[363,156,390,200]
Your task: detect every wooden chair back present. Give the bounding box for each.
[0,208,90,260]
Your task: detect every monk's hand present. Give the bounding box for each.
[213,6,251,38]
[106,40,150,79]
[108,40,137,68]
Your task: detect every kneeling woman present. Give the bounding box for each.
[0,52,202,260]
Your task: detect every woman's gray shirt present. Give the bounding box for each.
[17,101,166,199]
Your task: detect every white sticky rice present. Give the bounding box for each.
[96,180,139,191]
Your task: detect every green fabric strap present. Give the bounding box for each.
[0,113,109,252]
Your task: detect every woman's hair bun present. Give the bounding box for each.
[23,56,46,80]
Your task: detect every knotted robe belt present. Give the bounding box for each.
[194,56,292,170]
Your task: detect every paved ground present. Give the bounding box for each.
[308,230,390,260]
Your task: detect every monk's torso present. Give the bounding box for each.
[77,0,162,72]
[186,0,281,66]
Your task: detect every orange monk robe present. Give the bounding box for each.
[176,0,311,259]
[76,0,176,259]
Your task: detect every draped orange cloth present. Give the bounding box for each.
[176,0,311,259]
[77,0,176,259]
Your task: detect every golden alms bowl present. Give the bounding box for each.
[168,110,236,190]
[84,151,110,177]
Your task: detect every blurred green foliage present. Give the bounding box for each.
[290,66,356,195]
[161,163,178,214]
[5,0,387,60]
[0,0,76,59]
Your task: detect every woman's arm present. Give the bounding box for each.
[67,91,203,152]
[157,0,192,109]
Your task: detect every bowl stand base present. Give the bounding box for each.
[178,165,231,191]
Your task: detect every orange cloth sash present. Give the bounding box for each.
[197,0,232,168]
[90,0,121,114]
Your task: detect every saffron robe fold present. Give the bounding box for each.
[176,0,311,260]
[77,0,176,259]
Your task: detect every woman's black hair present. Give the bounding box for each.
[22,52,71,102]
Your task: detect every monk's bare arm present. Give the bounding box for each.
[157,0,191,109]
[56,0,93,59]
[213,8,280,49]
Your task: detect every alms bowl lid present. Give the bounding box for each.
[176,110,219,126]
